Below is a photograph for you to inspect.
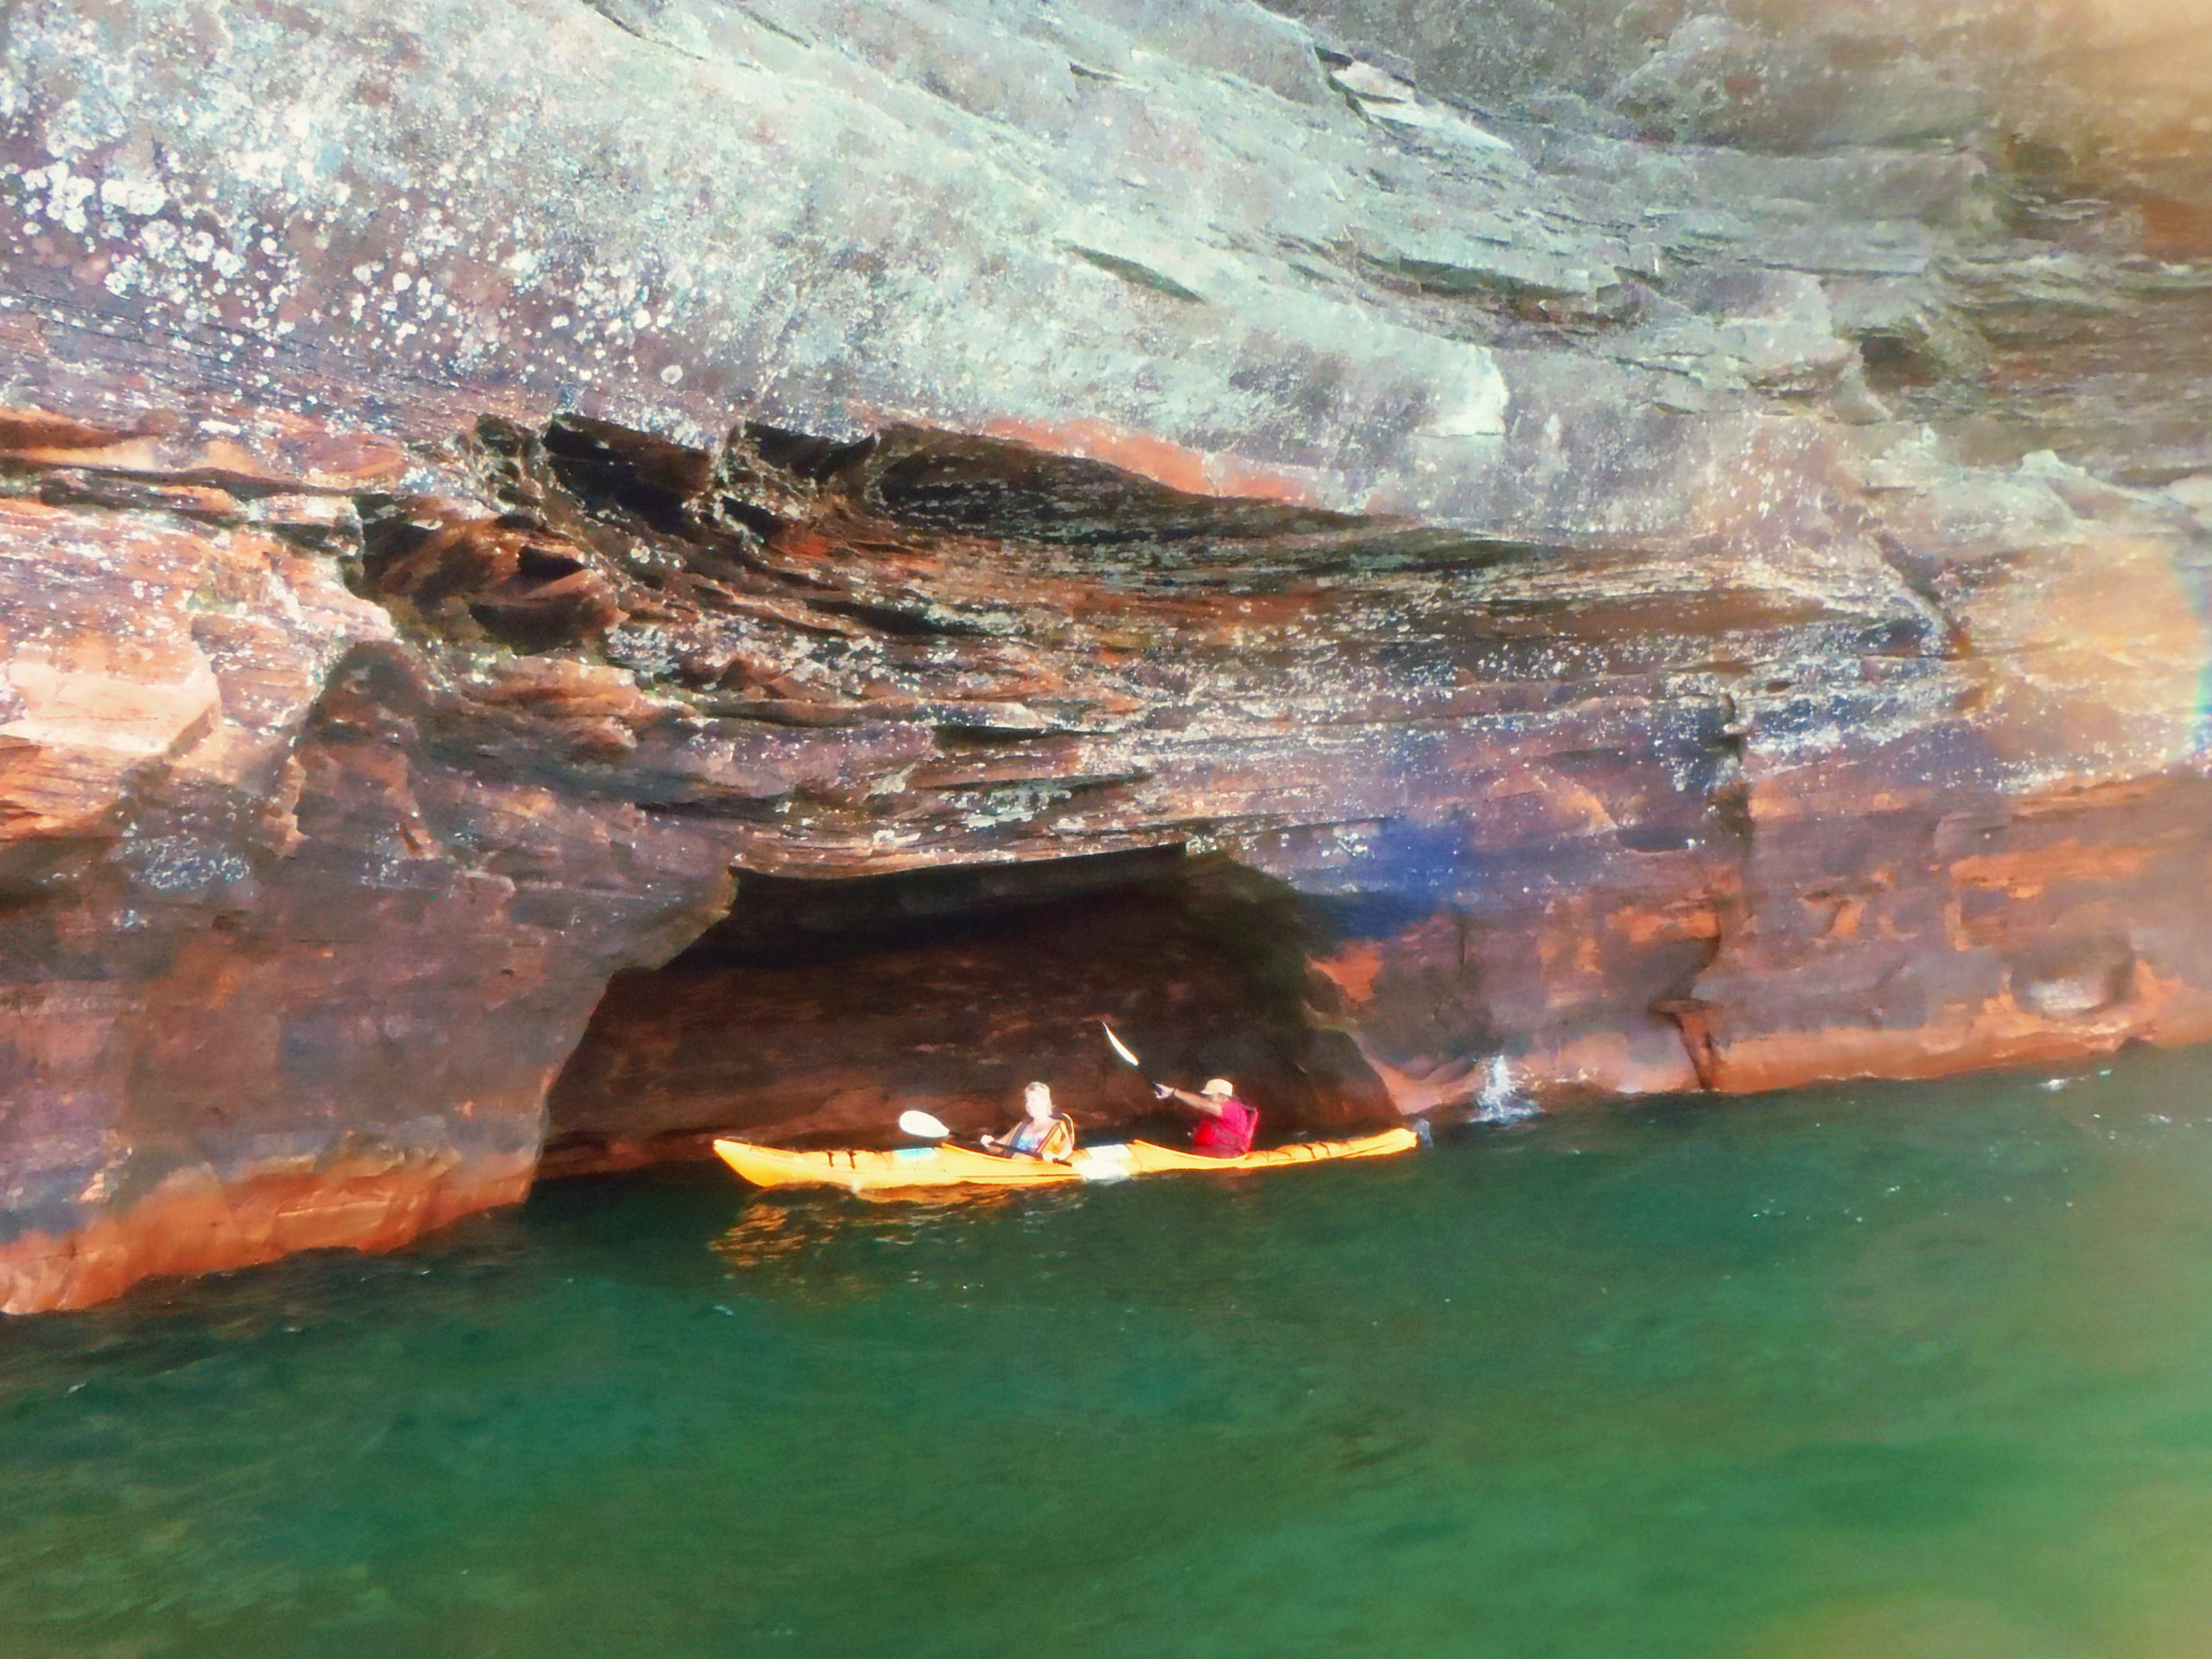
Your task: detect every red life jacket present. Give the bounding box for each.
[1192,1098,1258,1158]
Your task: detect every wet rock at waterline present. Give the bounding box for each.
[3,0,2210,1309]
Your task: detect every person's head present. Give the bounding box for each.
[1024,1081,1054,1120]
[1202,1078,1235,1102]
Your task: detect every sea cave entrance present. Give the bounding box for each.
[542,847,1389,1174]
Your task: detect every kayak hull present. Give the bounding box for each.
[713,1141,1084,1194]
[1103,1128,1418,1174]
[712,1127,1419,1195]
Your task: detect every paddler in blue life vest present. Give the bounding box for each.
[1153,1076,1259,1158]
[979,1081,1077,1161]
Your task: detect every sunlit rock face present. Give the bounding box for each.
[1,0,2209,1307]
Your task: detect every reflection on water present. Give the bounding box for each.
[711,1185,1086,1280]
[13,1050,2212,1656]
[712,1195,859,1269]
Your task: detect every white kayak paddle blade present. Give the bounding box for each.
[1102,1022,1143,1069]
[898,1109,954,1141]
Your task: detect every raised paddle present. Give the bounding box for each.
[898,1109,955,1141]
[1101,1020,1159,1091]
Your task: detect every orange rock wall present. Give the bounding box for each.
[0,468,735,1313]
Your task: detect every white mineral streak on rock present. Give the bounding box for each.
[1417,337,1512,439]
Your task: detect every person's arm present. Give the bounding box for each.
[1154,1084,1225,1117]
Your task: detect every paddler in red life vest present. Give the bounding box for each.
[1153,1076,1259,1158]
[980,1081,1077,1162]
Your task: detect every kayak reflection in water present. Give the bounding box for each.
[1153,1077,1260,1158]
[979,1081,1077,1162]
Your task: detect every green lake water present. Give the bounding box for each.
[14,1049,2212,1657]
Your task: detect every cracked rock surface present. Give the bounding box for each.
[1,0,2209,1308]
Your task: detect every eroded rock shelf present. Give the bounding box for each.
[3,0,2209,1310]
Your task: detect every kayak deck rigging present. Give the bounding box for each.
[713,1128,1419,1195]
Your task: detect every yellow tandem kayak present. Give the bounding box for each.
[713,1127,1420,1196]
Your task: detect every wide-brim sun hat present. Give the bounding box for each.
[1202,1078,1235,1096]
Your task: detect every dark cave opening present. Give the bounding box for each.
[541,848,1393,1175]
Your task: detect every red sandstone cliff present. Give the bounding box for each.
[2,0,2209,1309]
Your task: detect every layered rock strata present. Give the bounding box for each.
[1,0,2209,1308]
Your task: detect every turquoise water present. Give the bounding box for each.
[13,1052,2212,1656]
